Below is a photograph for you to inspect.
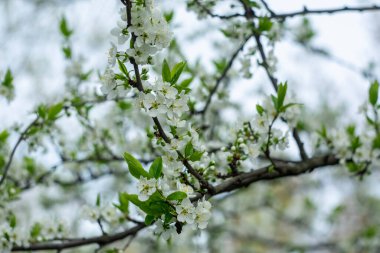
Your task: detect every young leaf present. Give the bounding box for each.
[162,59,171,82]
[258,17,273,32]
[118,59,129,78]
[96,193,101,207]
[114,192,129,213]
[256,104,264,116]
[184,142,194,158]
[149,157,163,179]
[170,62,186,84]
[167,191,187,201]
[271,95,278,110]
[62,46,72,59]
[369,80,379,106]
[8,213,16,228]
[59,16,73,38]
[189,151,203,162]
[276,82,287,111]
[48,103,63,121]
[124,152,151,179]
[145,215,155,225]
[0,130,9,144]
[1,69,13,88]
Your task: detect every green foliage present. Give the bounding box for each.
[122,192,174,217]
[185,141,194,158]
[162,59,171,83]
[0,130,9,147]
[256,104,264,116]
[189,150,204,162]
[124,152,151,179]
[149,157,163,179]
[164,11,174,23]
[369,80,379,106]
[144,214,155,225]
[162,59,187,85]
[118,59,130,78]
[23,157,36,175]
[114,192,130,214]
[30,223,42,240]
[258,17,273,32]
[47,103,63,121]
[167,191,187,201]
[62,46,72,59]
[2,69,13,89]
[8,212,17,228]
[59,16,73,38]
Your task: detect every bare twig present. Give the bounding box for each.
[0,116,39,187]
[274,5,380,19]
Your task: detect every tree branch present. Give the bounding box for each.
[274,5,380,19]
[195,34,253,115]
[12,154,339,251]
[193,0,244,19]
[0,116,39,187]
[11,224,145,251]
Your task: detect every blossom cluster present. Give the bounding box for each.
[134,79,189,118]
[0,219,68,253]
[136,176,212,239]
[101,0,172,99]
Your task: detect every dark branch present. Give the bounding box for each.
[274,5,380,19]
[0,116,39,187]
[193,0,244,19]
[13,154,339,251]
[195,34,253,115]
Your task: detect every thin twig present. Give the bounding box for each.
[0,116,39,187]
[273,5,380,19]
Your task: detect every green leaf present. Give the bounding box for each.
[167,191,187,201]
[123,193,171,216]
[145,215,155,225]
[2,69,13,88]
[0,130,9,144]
[179,78,193,88]
[271,94,278,110]
[256,104,264,116]
[184,142,194,158]
[258,17,273,32]
[162,59,171,82]
[189,151,203,162]
[30,223,42,239]
[117,101,132,111]
[24,157,36,175]
[114,192,129,213]
[281,103,301,112]
[372,135,380,149]
[124,152,151,179]
[48,103,63,121]
[164,11,174,23]
[170,62,186,84]
[62,46,72,59]
[369,80,379,106]
[96,193,101,207]
[149,157,163,179]
[276,82,287,111]
[8,213,16,228]
[118,59,129,78]
[59,16,73,38]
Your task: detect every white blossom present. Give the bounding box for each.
[194,199,212,229]
[176,198,195,224]
[137,177,157,201]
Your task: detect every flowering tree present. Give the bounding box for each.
[1,0,380,252]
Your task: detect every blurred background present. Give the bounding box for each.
[1,0,380,252]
